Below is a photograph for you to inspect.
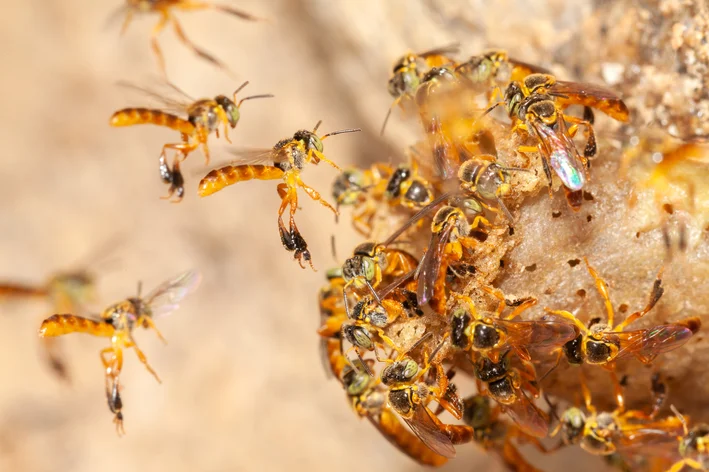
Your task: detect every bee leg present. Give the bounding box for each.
[565,115,596,161]
[277,212,314,271]
[150,11,171,79]
[297,178,338,216]
[101,346,123,378]
[120,10,134,35]
[583,258,615,328]
[143,317,168,344]
[615,274,664,332]
[171,16,232,75]
[176,1,260,21]
[124,339,162,384]
[105,374,125,436]
[159,154,185,203]
[668,459,703,472]
[312,150,342,172]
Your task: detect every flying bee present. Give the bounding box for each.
[457,154,529,222]
[199,121,360,269]
[38,270,201,434]
[339,360,448,466]
[414,204,480,312]
[110,81,273,200]
[545,258,700,372]
[114,0,261,78]
[381,341,474,458]
[668,407,709,472]
[474,351,549,438]
[332,163,393,237]
[382,44,460,134]
[449,288,576,365]
[341,241,419,314]
[554,375,685,457]
[385,163,436,210]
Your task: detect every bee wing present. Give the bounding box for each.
[526,115,586,191]
[508,57,553,77]
[609,325,695,363]
[415,224,453,306]
[145,270,202,317]
[370,409,449,466]
[116,81,193,114]
[418,43,460,59]
[612,419,683,459]
[191,148,279,177]
[403,405,456,458]
[495,318,578,353]
[549,80,629,122]
[501,393,549,438]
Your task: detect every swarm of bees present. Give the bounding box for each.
[8,2,708,470]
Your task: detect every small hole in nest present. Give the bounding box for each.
[471,230,488,242]
[583,191,595,201]
[568,259,581,267]
[552,211,562,218]
[662,203,674,215]
[577,289,586,298]
[525,264,537,272]
[544,287,553,295]
[619,303,629,313]
[499,259,505,268]
[508,226,515,236]
[587,214,593,222]
[636,232,641,238]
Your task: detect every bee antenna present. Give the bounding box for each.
[312,120,323,134]
[330,234,339,264]
[482,101,504,117]
[237,93,274,108]
[495,196,515,223]
[670,404,689,435]
[232,81,249,99]
[321,128,362,141]
[136,280,143,298]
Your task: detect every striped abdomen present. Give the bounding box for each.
[378,409,449,466]
[199,165,284,197]
[110,108,195,135]
[39,314,114,338]
[0,283,47,298]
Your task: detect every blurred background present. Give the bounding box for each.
[2,0,704,471]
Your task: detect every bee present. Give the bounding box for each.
[457,154,529,222]
[545,258,700,377]
[199,121,360,269]
[473,351,549,438]
[332,163,393,237]
[382,44,460,134]
[38,270,201,434]
[449,288,576,365]
[339,360,448,466]
[385,163,436,210]
[316,268,348,379]
[668,406,709,472]
[111,82,272,199]
[0,270,96,382]
[381,342,474,458]
[341,241,419,314]
[115,0,260,78]
[414,204,480,313]
[555,375,685,457]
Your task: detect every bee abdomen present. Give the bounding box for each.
[110,109,195,134]
[198,165,284,197]
[39,314,113,338]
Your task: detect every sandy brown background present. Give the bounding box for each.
[3,0,703,470]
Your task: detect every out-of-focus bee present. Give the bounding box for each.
[39,270,201,434]
[0,269,96,382]
[341,241,419,313]
[414,205,478,312]
[115,0,260,78]
[199,121,360,269]
[111,81,272,200]
[555,376,684,457]
[463,394,547,472]
[385,163,436,211]
[316,268,348,379]
[667,406,709,472]
[381,342,474,458]
[332,163,393,237]
[339,360,449,466]
[473,351,549,438]
[455,49,551,100]
[449,288,576,365]
[545,259,700,395]
[457,154,529,222]
[383,44,460,134]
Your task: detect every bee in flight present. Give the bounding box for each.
[198,121,360,270]
[114,0,261,78]
[38,270,201,434]
[110,81,272,201]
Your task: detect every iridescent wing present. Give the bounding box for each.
[608,324,695,363]
[527,114,586,191]
[502,393,549,438]
[415,223,453,306]
[403,405,457,458]
[549,80,629,122]
[495,318,578,353]
[145,270,202,317]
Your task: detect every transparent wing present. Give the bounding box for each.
[403,405,456,458]
[502,394,549,438]
[495,318,578,353]
[527,116,586,191]
[549,80,629,122]
[610,325,694,362]
[415,224,452,306]
[508,57,553,76]
[145,270,202,317]
[192,148,280,177]
[116,81,193,115]
[418,43,460,59]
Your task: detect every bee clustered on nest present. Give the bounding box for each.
[317,48,709,471]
